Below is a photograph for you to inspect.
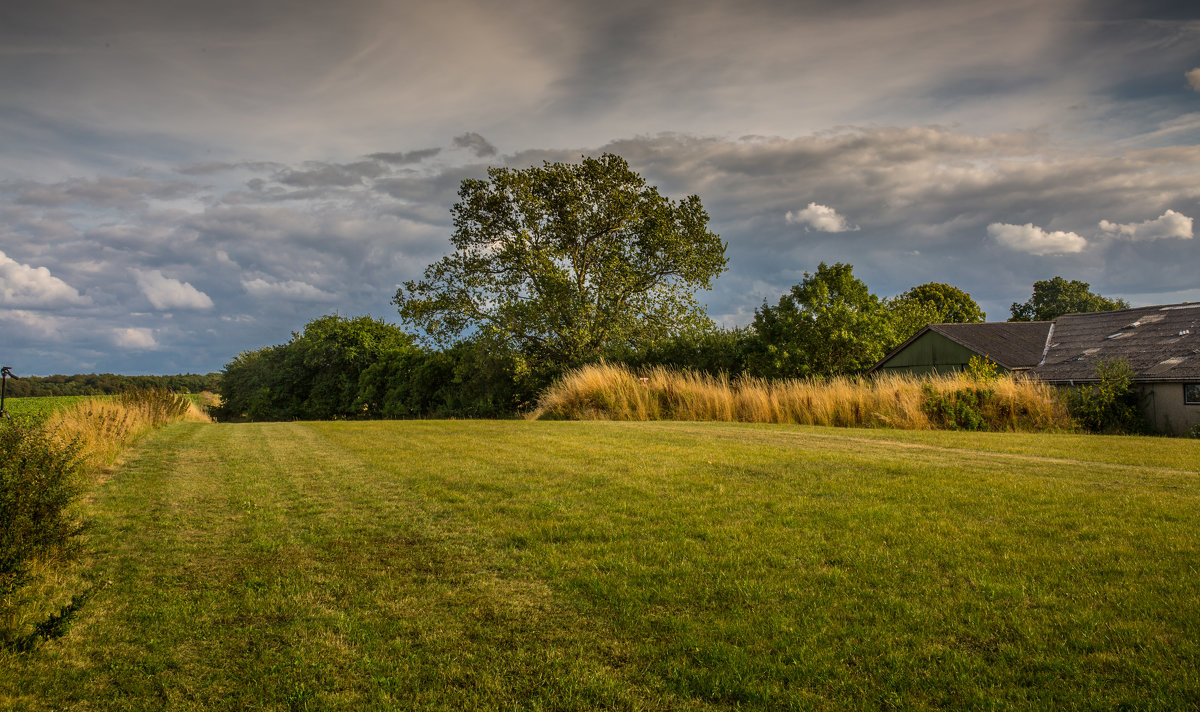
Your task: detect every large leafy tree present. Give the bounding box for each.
[1009,277,1130,321]
[393,154,728,373]
[897,282,986,323]
[750,262,890,378]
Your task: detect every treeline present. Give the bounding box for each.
[213,315,531,421]
[212,266,1136,423]
[213,266,986,421]
[3,373,220,398]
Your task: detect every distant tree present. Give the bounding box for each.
[4,373,218,398]
[393,153,728,377]
[1009,277,1130,322]
[897,282,986,323]
[750,262,889,378]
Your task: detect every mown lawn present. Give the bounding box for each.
[3,421,1198,710]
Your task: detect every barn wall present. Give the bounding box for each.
[1142,383,1200,435]
[873,331,992,377]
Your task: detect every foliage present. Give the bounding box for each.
[1067,359,1146,434]
[921,385,992,431]
[897,282,986,323]
[2,373,218,398]
[1009,276,1130,321]
[609,325,755,377]
[749,262,890,378]
[214,315,415,421]
[880,295,941,350]
[965,355,1000,383]
[357,337,536,419]
[0,416,86,643]
[393,153,728,373]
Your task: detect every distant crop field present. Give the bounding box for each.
[2,394,108,416]
[4,393,205,418]
[3,420,1198,709]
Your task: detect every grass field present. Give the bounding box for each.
[3,394,208,418]
[2,395,104,416]
[2,420,1198,710]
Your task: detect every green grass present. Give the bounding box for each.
[2,395,106,416]
[3,421,1198,710]
[3,394,205,418]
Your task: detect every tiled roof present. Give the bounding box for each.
[1034,303,1200,382]
[926,322,1052,370]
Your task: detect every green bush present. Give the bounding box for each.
[965,355,1000,383]
[922,385,993,431]
[1068,360,1146,434]
[0,416,86,645]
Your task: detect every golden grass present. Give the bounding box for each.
[531,362,1073,432]
[45,391,210,473]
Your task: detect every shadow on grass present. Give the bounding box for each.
[3,580,107,653]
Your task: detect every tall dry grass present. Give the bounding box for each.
[45,389,210,472]
[531,362,1073,432]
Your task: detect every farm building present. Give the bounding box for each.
[868,322,1052,377]
[869,303,1200,435]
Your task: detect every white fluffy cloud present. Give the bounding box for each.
[1188,68,1200,92]
[0,250,88,307]
[785,203,858,233]
[1099,210,1193,241]
[111,328,158,350]
[988,223,1088,255]
[241,278,336,302]
[134,269,214,310]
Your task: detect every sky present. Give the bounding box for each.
[2,0,1199,375]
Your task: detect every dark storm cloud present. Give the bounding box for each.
[275,161,387,188]
[452,133,498,157]
[176,161,287,176]
[2,176,201,209]
[367,148,442,165]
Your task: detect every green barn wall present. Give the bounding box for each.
[874,331,996,376]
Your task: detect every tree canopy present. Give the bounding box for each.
[214,314,414,421]
[1009,277,1130,322]
[897,282,986,323]
[750,262,892,378]
[393,153,728,373]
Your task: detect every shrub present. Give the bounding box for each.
[1067,359,1146,434]
[965,355,1000,383]
[1,416,86,646]
[921,385,992,431]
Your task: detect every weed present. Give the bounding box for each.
[1067,359,1146,434]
